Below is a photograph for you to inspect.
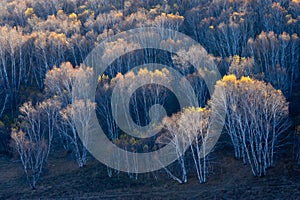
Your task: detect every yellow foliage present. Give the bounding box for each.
[222,74,237,83]
[125,71,135,80]
[184,106,206,113]
[173,3,179,10]
[98,74,108,82]
[49,32,67,44]
[196,107,206,113]
[25,8,34,17]
[57,10,64,16]
[209,25,214,29]
[167,13,184,21]
[240,76,253,83]
[138,68,149,76]
[69,13,77,20]
[115,12,123,18]
[161,68,170,76]
[234,55,240,63]
[115,72,124,79]
[111,73,124,85]
[154,69,164,77]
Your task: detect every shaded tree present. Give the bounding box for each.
[11,129,47,189]
[247,31,300,97]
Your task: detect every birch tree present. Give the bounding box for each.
[211,75,290,176]
[0,26,30,112]
[44,62,78,107]
[160,112,188,184]
[0,78,8,118]
[58,65,95,167]
[12,101,49,189]
[11,129,47,189]
[38,98,61,159]
[60,99,96,167]
[247,31,300,98]
[178,107,212,183]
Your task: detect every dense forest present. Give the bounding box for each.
[0,0,300,198]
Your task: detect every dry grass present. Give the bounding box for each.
[1,142,300,199]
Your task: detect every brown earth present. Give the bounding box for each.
[0,142,300,200]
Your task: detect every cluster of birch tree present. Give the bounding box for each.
[0,0,298,188]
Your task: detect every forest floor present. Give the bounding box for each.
[1,82,300,199]
[0,140,300,199]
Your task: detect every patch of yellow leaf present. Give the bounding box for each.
[240,76,253,83]
[25,8,34,17]
[222,74,237,82]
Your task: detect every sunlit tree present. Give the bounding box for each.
[211,75,290,176]
[178,107,212,183]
